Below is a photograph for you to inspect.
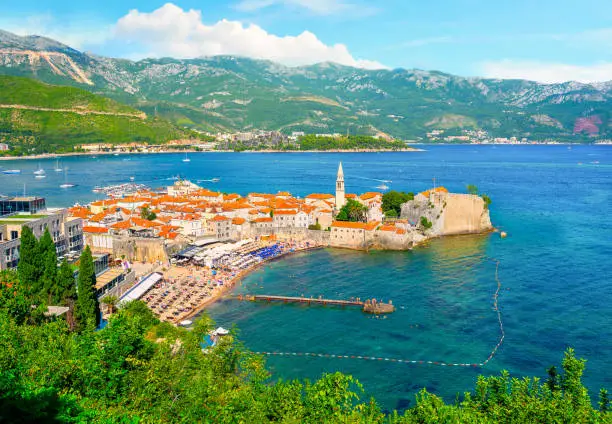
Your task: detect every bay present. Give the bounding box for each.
[2,145,610,411]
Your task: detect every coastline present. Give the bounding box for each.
[175,244,324,323]
[0,148,423,161]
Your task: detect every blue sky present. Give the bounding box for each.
[2,0,612,82]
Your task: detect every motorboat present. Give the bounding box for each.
[35,175,46,179]
[376,184,389,190]
[2,169,21,174]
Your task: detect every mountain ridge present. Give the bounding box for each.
[1,29,610,141]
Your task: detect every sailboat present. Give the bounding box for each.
[182,152,191,162]
[54,159,63,172]
[60,169,76,188]
[33,163,45,175]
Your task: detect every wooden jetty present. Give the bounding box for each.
[236,294,395,314]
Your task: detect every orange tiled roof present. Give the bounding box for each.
[110,220,132,230]
[378,225,398,232]
[306,193,334,200]
[331,221,379,231]
[419,186,449,198]
[360,192,382,200]
[346,193,357,199]
[232,217,246,225]
[254,217,273,223]
[211,215,229,222]
[82,226,108,233]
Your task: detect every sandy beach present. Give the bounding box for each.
[141,240,323,325]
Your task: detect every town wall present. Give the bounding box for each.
[251,227,331,245]
[440,194,492,235]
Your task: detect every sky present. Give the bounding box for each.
[1,0,612,83]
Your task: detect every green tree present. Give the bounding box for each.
[17,225,41,296]
[481,194,492,210]
[600,389,609,413]
[382,191,414,217]
[420,216,433,230]
[75,246,100,331]
[55,259,76,304]
[38,229,58,302]
[140,206,157,221]
[466,184,479,195]
[337,199,368,222]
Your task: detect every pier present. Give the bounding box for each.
[236,294,395,314]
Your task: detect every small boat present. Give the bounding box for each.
[33,164,45,175]
[54,159,63,172]
[35,175,46,179]
[114,153,119,156]
[182,152,191,163]
[376,184,389,190]
[92,186,104,193]
[129,176,135,181]
[211,177,220,182]
[60,169,76,188]
[2,169,20,174]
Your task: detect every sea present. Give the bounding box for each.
[1,145,611,412]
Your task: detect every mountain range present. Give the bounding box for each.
[1,29,611,141]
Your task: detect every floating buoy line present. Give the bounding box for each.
[254,259,505,368]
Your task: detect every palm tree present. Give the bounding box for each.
[101,295,119,315]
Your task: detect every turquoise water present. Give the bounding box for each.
[2,146,611,411]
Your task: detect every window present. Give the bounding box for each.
[11,231,18,240]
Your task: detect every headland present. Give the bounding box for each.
[65,162,492,324]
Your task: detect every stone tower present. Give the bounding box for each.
[335,162,346,209]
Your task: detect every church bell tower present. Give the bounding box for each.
[335,162,346,209]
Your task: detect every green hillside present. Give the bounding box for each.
[2,30,612,142]
[0,76,199,155]
[0,75,135,114]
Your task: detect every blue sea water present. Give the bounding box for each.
[1,145,611,411]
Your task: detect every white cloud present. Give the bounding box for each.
[480,59,612,83]
[112,3,385,69]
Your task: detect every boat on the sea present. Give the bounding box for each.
[129,176,135,181]
[182,152,191,163]
[33,164,45,175]
[92,186,104,193]
[60,169,76,188]
[35,175,46,179]
[54,159,63,172]
[376,184,389,190]
[2,169,21,174]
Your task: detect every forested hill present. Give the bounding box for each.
[0,75,200,155]
[1,29,612,142]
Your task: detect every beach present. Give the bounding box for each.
[141,239,323,324]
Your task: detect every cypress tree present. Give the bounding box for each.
[38,229,58,302]
[17,225,41,296]
[56,259,76,304]
[75,246,100,331]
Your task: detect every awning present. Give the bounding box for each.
[119,272,163,303]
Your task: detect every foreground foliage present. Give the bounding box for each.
[0,239,609,422]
